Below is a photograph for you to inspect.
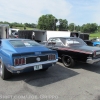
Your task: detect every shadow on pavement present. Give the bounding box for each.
[58,60,100,74]
[73,61,100,74]
[7,63,79,87]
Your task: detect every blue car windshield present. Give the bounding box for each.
[9,40,40,47]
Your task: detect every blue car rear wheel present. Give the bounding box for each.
[0,61,12,80]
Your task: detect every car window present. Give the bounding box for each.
[48,38,56,42]
[66,39,80,44]
[63,38,86,46]
[15,32,18,35]
[9,40,40,47]
[55,38,63,46]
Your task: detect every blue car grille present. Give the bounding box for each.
[26,55,48,64]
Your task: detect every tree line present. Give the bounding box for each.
[0,21,37,29]
[37,14,99,33]
[0,14,100,33]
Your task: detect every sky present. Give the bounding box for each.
[0,0,100,26]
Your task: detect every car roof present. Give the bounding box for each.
[0,38,30,41]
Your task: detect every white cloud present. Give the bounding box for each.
[0,0,72,23]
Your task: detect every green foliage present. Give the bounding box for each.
[81,23,97,33]
[75,25,81,32]
[0,21,36,29]
[58,19,68,31]
[37,14,58,30]
[14,27,34,30]
[24,23,37,28]
[97,25,100,32]
[68,23,75,31]
[89,32,100,39]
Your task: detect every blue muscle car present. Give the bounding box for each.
[0,39,58,80]
[91,38,100,47]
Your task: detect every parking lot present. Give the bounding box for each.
[0,61,100,100]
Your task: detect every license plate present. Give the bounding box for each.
[34,65,42,70]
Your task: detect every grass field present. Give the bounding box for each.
[13,27,33,30]
[89,32,100,39]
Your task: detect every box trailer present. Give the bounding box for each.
[0,24,9,39]
[18,30,80,42]
[18,30,46,42]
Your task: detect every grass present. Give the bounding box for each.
[12,27,33,30]
[89,32,100,39]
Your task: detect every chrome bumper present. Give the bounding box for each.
[8,59,58,72]
[86,58,100,64]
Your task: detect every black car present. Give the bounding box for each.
[44,37,100,67]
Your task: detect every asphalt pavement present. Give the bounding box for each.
[0,61,100,100]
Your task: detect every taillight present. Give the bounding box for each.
[14,58,25,66]
[48,54,56,60]
[19,58,22,65]
[14,59,19,65]
[21,58,25,64]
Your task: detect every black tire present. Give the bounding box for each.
[0,60,12,80]
[62,55,74,68]
[40,68,48,71]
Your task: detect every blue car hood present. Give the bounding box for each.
[14,46,50,53]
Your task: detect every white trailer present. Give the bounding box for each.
[9,28,19,36]
[0,24,9,39]
[46,31,78,40]
[18,30,79,42]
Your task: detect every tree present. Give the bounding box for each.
[58,19,68,31]
[97,25,100,32]
[75,25,81,32]
[37,14,58,30]
[24,23,36,28]
[81,23,98,33]
[68,23,75,31]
